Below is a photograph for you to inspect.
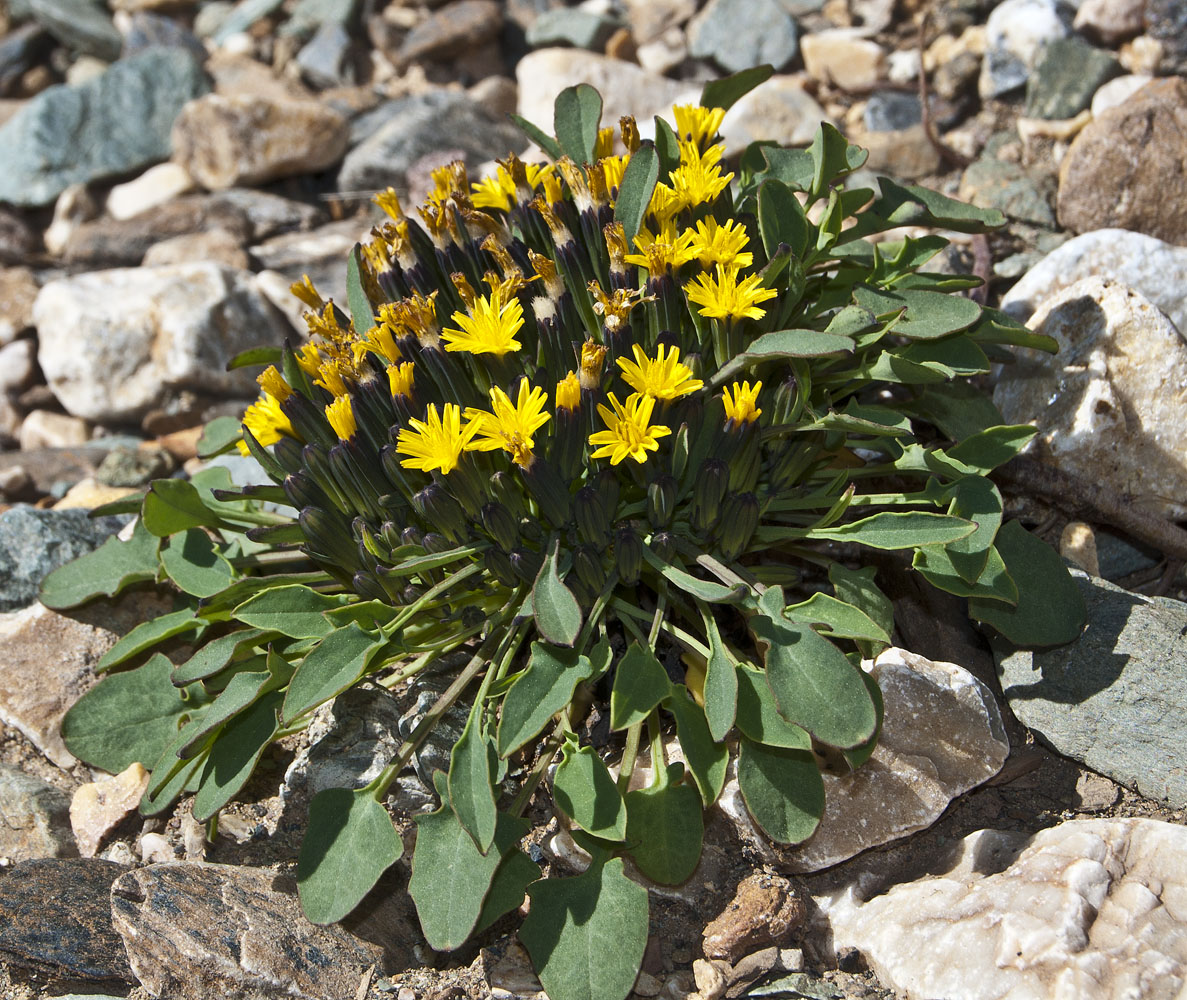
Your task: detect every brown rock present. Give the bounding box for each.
[0,764,75,862]
[702,874,805,964]
[0,858,134,982]
[0,206,39,265]
[859,123,942,180]
[172,94,350,191]
[1057,77,1187,244]
[142,228,251,269]
[725,947,779,998]
[70,762,150,858]
[800,30,886,92]
[0,267,39,347]
[111,863,412,1000]
[397,0,502,64]
[18,409,90,450]
[51,478,140,511]
[0,444,108,500]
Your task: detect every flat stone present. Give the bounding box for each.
[281,0,360,38]
[53,479,141,511]
[295,21,356,89]
[1074,0,1144,46]
[0,765,74,862]
[687,0,799,75]
[17,410,91,451]
[623,0,696,46]
[106,162,196,221]
[251,217,370,320]
[397,0,502,64]
[720,75,830,152]
[0,47,209,208]
[338,88,525,197]
[34,263,292,423]
[110,862,413,999]
[636,27,688,75]
[978,0,1068,98]
[1000,228,1187,334]
[70,763,151,858]
[995,277,1187,519]
[1057,78,1187,245]
[719,648,1007,873]
[1090,73,1151,116]
[800,30,885,92]
[859,124,942,180]
[819,819,1187,999]
[702,874,805,964]
[525,7,620,51]
[123,10,208,60]
[29,0,120,60]
[998,571,1187,807]
[142,228,251,269]
[0,268,38,348]
[959,148,1056,227]
[1024,36,1119,120]
[173,94,350,191]
[0,859,132,982]
[212,187,326,240]
[862,91,922,132]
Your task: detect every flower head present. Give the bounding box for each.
[672,104,726,148]
[688,218,754,269]
[589,392,672,465]
[388,362,415,398]
[579,340,608,390]
[465,381,552,468]
[617,344,703,400]
[686,265,778,322]
[325,395,357,440]
[397,403,480,475]
[556,371,581,411]
[240,394,294,455]
[723,381,762,425]
[442,289,525,357]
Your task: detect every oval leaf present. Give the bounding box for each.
[609,641,672,732]
[808,511,976,549]
[532,545,582,647]
[613,140,659,244]
[96,608,203,673]
[700,65,775,112]
[281,622,386,723]
[192,690,281,821]
[39,518,160,610]
[233,584,343,639]
[497,642,595,756]
[161,528,234,598]
[702,615,737,743]
[554,83,602,165]
[734,665,812,750]
[625,765,704,885]
[736,736,824,845]
[448,705,498,854]
[664,685,729,807]
[552,743,627,841]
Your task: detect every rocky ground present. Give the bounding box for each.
[1,0,1187,998]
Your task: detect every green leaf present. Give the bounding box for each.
[554,83,602,165]
[552,742,627,841]
[609,641,672,731]
[473,848,541,935]
[533,543,583,647]
[226,346,282,371]
[759,178,811,259]
[702,615,737,743]
[61,653,203,773]
[664,685,728,806]
[900,335,990,376]
[842,669,884,770]
[746,328,855,359]
[936,476,1003,583]
[497,642,596,756]
[853,286,982,341]
[410,777,528,951]
[866,177,1006,232]
[700,65,774,111]
[170,628,269,685]
[652,115,680,177]
[808,511,975,549]
[947,425,1037,472]
[96,608,203,673]
[734,665,813,750]
[625,764,704,885]
[508,113,563,160]
[613,140,659,244]
[751,615,876,748]
[196,415,244,458]
[141,478,227,536]
[197,571,331,620]
[736,736,824,845]
[828,564,894,639]
[449,703,498,854]
[521,858,649,1000]
[233,584,344,639]
[298,786,405,924]
[176,663,272,757]
[192,690,281,821]
[281,622,386,723]
[761,146,814,191]
[346,244,374,335]
[39,518,160,610]
[915,543,1018,604]
[809,122,866,199]
[906,381,1006,441]
[641,548,748,603]
[969,307,1059,352]
[142,739,208,816]
[969,520,1087,645]
[160,529,235,598]
[783,593,891,644]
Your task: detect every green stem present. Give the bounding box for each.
[617,721,642,795]
[611,598,710,657]
[510,725,566,816]
[646,706,665,788]
[383,561,485,636]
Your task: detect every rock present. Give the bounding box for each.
[1146,0,1187,74]
[978,0,1068,99]
[123,10,209,60]
[53,478,141,511]
[18,409,91,451]
[142,228,251,268]
[859,124,942,180]
[209,0,284,45]
[1090,73,1151,116]
[1057,78,1187,245]
[0,208,39,266]
[636,26,688,75]
[0,338,34,393]
[212,186,325,239]
[0,47,209,207]
[172,94,350,191]
[725,947,779,997]
[623,0,696,46]
[998,570,1187,806]
[295,21,357,89]
[0,466,32,500]
[34,263,292,424]
[95,445,173,488]
[1094,529,1161,582]
[0,858,133,982]
[819,818,1187,1000]
[281,0,360,38]
[467,74,518,118]
[515,49,697,148]
[1000,228,1187,334]
[110,862,412,999]
[251,217,370,317]
[483,938,544,996]
[0,23,52,94]
[525,7,620,51]
[397,0,502,64]
[693,958,729,1000]
[719,648,1008,872]
[702,874,805,964]
[799,30,886,92]
[862,91,922,132]
[29,0,121,60]
[959,144,1056,227]
[70,762,150,859]
[1023,36,1119,120]
[106,162,196,221]
[339,88,525,197]
[720,75,830,151]
[43,181,101,256]
[687,0,799,75]
[0,765,75,861]
[1074,0,1144,45]
[995,278,1187,519]
[1073,772,1120,812]
[0,268,38,347]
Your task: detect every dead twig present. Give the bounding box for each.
[969,233,992,304]
[917,5,972,169]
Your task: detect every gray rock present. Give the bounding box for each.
[1146,0,1187,73]
[525,7,621,51]
[29,0,120,60]
[0,47,210,208]
[862,91,922,132]
[959,145,1056,227]
[0,765,75,862]
[622,0,696,46]
[719,75,829,151]
[280,0,360,38]
[0,858,133,982]
[687,0,799,75]
[0,210,40,265]
[998,571,1187,807]
[338,89,525,197]
[1094,530,1161,582]
[213,188,326,239]
[210,0,284,45]
[194,0,235,39]
[95,445,175,488]
[1024,36,1119,120]
[0,507,127,613]
[978,0,1069,99]
[251,217,370,318]
[110,862,414,999]
[397,0,502,64]
[123,11,208,61]
[295,20,356,89]
[0,23,52,94]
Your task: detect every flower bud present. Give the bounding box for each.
[593,467,620,519]
[411,483,468,543]
[692,458,729,532]
[647,475,677,529]
[521,457,572,529]
[510,546,544,584]
[489,470,526,520]
[614,524,643,585]
[401,525,424,547]
[574,486,611,547]
[283,472,323,510]
[727,420,762,494]
[481,501,520,552]
[717,492,759,561]
[273,435,306,476]
[649,530,675,562]
[572,543,606,596]
[352,570,391,604]
[422,532,453,554]
[299,505,361,573]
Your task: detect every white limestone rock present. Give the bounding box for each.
[819,818,1187,999]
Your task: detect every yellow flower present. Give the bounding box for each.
[388,362,415,398]
[688,217,753,269]
[617,344,703,400]
[257,365,291,402]
[464,381,552,468]
[556,371,581,411]
[601,154,630,194]
[579,340,608,390]
[595,126,616,160]
[239,394,294,455]
[295,342,322,376]
[669,142,734,211]
[723,381,762,424]
[373,187,403,221]
[315,359,351,397]
[672,104,726,147]
[396,403,479,475]
[325,395,357,440]
[686,265,778,321]
[589,392,672,465]
[624,223,698,274]
[441,289,525,357]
